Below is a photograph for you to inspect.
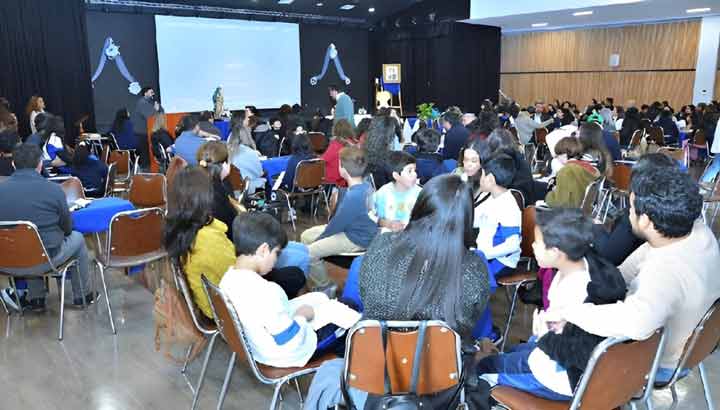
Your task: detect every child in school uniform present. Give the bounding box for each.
[370,151,422,232]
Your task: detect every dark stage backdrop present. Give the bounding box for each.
[0,0,95,139]
[86,11,160,132]
[300,24,370,116]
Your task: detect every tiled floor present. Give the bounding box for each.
[0,207,718,409]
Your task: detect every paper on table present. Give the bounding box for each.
[289,292,361,331]
[272,171,285,191]
[69,198,93,211]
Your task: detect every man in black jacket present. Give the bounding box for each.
[0,144,93,311]
[441,107,470,161]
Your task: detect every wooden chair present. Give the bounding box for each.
[491,329,665,410]
[580,178,604,219]
[497,205,538,352]
[628,129,644,149]
[128,173,167,208]
[276,159,330,231]
[95,207,168,334]
[170,263,219,410]
[108,149,132,193]
[308,132,328,155]
[647,126,665,146]
[534,127,549,146]
[0,221,84,340]
[60,176,86,206]
[227,165,247,194]
[166,156,188,192]
[342,320,465,405]
[104,162,117,197]
[101,144,110,164]
[608,162,633,211]
[643,299,720,410]
[201,275,335,410]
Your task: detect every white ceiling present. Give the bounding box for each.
[464,0,720,33]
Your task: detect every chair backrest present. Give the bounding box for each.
[509,188,525,210]
[0,221,54,270]
[108,150,131,174]
[104,162,117,197]
[171,262,216,335]
[128,173,167,208]
[60,176,86,205]
[106,208,165,262]
[308,132,328,154]
[570,329,663,410]
[101,144,110,164]
[227,165,246,193]
[629,129,643,147]
[534,127,548,145]
[694,129,707,146]
[658,147,687,166]
[294,159,326,190]
[520,205,537,259]
[647,126,665,145]
[581,178,602,217]
[671,299,720,381]
[612,161,633,192]
[613,131,620,143]
[343,320,463,395]
[165,156,188,191]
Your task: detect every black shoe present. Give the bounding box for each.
[25,298,47,313]
[73,292,100,307]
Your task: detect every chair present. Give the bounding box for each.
[647,126,665,146]
[342,320,465,404]
[201,276,335,410]
[104,162,117,197]
[628,129,644,149]
[165,156,188,192]
[95,207,168,334]
[0,221,84,340]
[308,132,328,155]
[108,149,132,193]
[227,165,247,194]
[580,178,604,219]
[534,127,549,146]
[170,263,219,410]
[644,299,720,410]
[509,188,526,210]
[702,175,720,226]
[497,205,538,352]
[101,144,110,164]
[60,176,86,206]
[609,161,633,210]
[491,329,665,410]
[658,147,688,168]
[277,159,330,231]
[128,173,167,208]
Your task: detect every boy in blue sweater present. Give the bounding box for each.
[301,147,378,295]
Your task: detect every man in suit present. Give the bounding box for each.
[441,107,470,161]
[329,84,355,128]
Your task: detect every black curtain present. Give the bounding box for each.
[0,0,95,140]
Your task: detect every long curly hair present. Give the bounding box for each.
[363,115,395,168]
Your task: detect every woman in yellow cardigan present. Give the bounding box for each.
[164,166,305,319]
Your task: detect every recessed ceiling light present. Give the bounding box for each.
[573,10,593,16]
[368,7,376,13]
[277,0,294,4]
[532,22,548,27]
[316,2,323,6]
[686,8,711,13]
[339,4,356,10]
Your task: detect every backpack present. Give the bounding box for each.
[153,279,208,363]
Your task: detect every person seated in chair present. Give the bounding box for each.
[370,151,421,232]
[0,129,19,176]
[172,115,207,166]
[280,132,315,192]
[70,141,108,197]
[412,128,444,184]
[0,144,94,312]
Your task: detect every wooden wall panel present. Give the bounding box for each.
[501,71,695,109]
[501,20,700,72]
[715,70,720,102]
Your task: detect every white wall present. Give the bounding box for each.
[693,16,720,104]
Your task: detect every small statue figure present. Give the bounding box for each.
[212,86,224,119]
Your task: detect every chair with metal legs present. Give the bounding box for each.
[201,275,336,410]
[169,262,219,410]
[276,159,330,231]
[0,221,85,340]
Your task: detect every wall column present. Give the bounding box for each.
[693,16,720,104]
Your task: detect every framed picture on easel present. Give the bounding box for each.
[382,64,401,84]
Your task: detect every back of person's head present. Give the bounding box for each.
[291,132,312,156]
[228,124,256,153]
[631,153,677,180]
[387,150,416,175]
[415,128,441,154]
[554,136,583,158]
[339,146,367,177]
[12,143,42,170]
[0,108,18,133]
[151,112,167,134]
[578,122,612,176]
[44,115,65,139]
[246,115,259,130]
[181,115,200,133]
[441,108,462,126]
[25,95,43,115]
[630,167,702,238]
[355,117,372,139]
[481,152,515,189]
[0,130,20,154]
[73,142,91,166]
[468,111,500,137]
[487,128,515,154]
[112,108,129,131]
[328,84,340,93]
[196,141,228,181]
[199,111,213,122]
[559,108,574,126]
[365,115,395,165]
[397,174,474,330]
[164,167,213,263]
[232,212,288,256]
[535,208,594,262]
[332,119,354,143]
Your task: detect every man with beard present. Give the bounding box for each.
[329,84,354,128]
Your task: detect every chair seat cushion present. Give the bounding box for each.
[497,269,538,287]
[257,352,337,380]
[101,250,168,268]
[491,386,569,410]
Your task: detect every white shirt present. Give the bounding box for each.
[615,118,624,131]
[42,133,64,162]
[473,190,521,268]
[220,268,317,368]
[546,125,578,158]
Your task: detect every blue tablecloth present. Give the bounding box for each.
[214,120,232,141]
[680,131,689,143]
[262,155,291,186]
[71,198,134,234]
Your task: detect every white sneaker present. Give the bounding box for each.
[1,287,21,311]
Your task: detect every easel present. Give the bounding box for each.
[375,64,403,116]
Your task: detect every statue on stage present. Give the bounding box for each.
[212,86,224,119]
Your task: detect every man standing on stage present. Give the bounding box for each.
[329,84,355,128]
[131,86,161,170]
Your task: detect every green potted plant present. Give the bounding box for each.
[416,102,440,128]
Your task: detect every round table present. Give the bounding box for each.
[71,197,135,234]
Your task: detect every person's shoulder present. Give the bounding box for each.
[462,252,489,280]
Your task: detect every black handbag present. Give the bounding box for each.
[343,321,435,410]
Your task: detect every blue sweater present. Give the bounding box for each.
[173,131,205,166]
[319,182,378,248]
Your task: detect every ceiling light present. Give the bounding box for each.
[339,4,356,10]
[316,2,323,5]
[277,0,294,4]
[531,22,548,27]
[573,10,593,16]
[686,8,711,13]
[368,7,375,13]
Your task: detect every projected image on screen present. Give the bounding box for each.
[155,15,301,113]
